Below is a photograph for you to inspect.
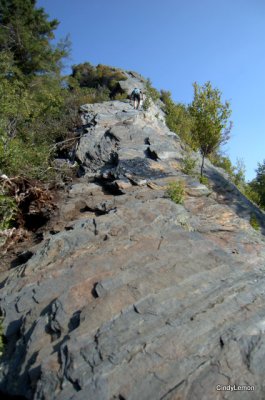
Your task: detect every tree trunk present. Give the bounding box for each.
[201,153,205,177]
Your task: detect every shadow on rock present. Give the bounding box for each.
[206,165,265,235]
[100,157,170,185]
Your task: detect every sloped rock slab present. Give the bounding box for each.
[76,101,183,191]
[101,157,170,185]
[1,96,265,400]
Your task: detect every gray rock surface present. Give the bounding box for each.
[117,70,146,95]
[1,81,265,400]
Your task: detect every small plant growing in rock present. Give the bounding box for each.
[182,153,196,175]
[145,78,160,102]
[167,181,185,204]
[199,175,209,186]
[113,92,128,101]
[249,214,260,231]
[143,95,151,111]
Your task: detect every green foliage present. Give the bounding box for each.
[232,158,246,188]
[209,152,234,178]
[67,77,111,104]
[113,92,128,101]
[189,81,232,176]
[248,160,265,210]
[0,138,52,179]
[71,63,126,95]
[160,90,195,148]
[143,95,151,111]
[210,154,264,209]
[160,90,172,105]
[182,152,196,175]
[0,3,132,232]
[0,71,66,179]
[0,0,68,76]
[0,61,123,184]
[0,60,111,181]
[0,1,72,231]
[199,175,209,186]
[167,181,185,204]
[145,78,160,102]
[243,184,261,206]
[210,154,247,189]
[0,3,72,181]
[0,52,28,139]
[229,159,265,209]
[249,214,260,231]
[0,192,18,230]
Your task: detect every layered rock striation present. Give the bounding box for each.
[1,75,265,400]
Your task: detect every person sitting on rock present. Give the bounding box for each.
[131,88,143,110]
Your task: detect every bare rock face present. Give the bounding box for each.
[116,70,146,95]
[1,86,265,400]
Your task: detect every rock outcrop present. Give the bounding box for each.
[1,74,265,400]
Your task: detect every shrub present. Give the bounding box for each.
[160,91,195,148]
[0,60,129,232]
[71,63,127,94]
[143,95,151,111]
[243,185,261,207]
[248,160,265,210]
[0,74,113,182]
[0,193,18,230]
[145,78,160,102]
[182,152,196,175]
[199,175,209,186]
[113,92,128,101]
[167,181,185,204]
[0,139,52,180]
[209,153,234,178]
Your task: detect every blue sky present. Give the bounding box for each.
[37,0,265,181]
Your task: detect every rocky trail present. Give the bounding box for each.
[1,76,265,400]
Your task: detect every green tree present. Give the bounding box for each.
[0,0,68,76]
[249,160,265,209]
[0,50,68,178]
[233,158,246,187]
[243,184,261,206]
[0,0,71,180]
[160,90,194,147]
[189,81,232,176]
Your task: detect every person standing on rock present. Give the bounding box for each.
[131,88,143,110]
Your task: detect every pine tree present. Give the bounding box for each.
[0,0,67,76]
[0,0,71,179]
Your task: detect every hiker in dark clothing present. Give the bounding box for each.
[131,88,143,110]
